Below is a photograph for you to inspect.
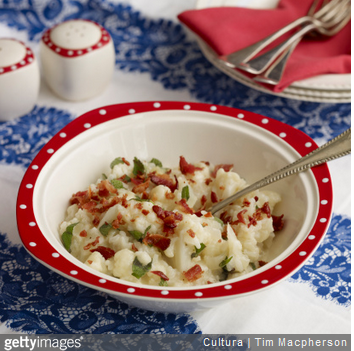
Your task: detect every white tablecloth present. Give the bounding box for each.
[0,0,350,335]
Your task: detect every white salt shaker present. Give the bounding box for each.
[0,39,40,121]
[40,19,115,101]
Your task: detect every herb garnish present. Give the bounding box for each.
[132,257,152,279]
[62,222,79,251]
[129,225,151,242]
[150,158,163,167]
[111,179,124,189]
[191,243,206,258]
[181,185,190,201]
[133,157,145,176]
[99,222,112,236]
[219,256,233,269]
[110,157,124,169]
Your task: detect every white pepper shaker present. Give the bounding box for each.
[0,39,40,121]
[40,19,115,101]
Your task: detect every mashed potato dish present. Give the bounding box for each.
[59,156,284,287]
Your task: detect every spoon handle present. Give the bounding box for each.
[210,128,351,215]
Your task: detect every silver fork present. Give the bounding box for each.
[254,7,351,85]
[237,0,350,75]
[218,0,345,69]
[209,128,351,215]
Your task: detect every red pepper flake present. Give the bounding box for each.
[260,202,271,218]
[211,164,233,178]
[179,156,202,175]
[258,260,267,267]
[183,264,203,282]
[132,243,138,252]
[79,230,87,237]
[233,209,247,225]
[220,211,232,224]
[151,270,169,281]
[204,212,213,218]
[211,191,218,203]
[201,195,207,207]
[187,229,196,238]
[248,215,258,228]
[87,260,93,264]
[272,214,284,231]
[205,178,212,185]
[143,233,171,251]
[142,209,150,216]
[134,203,143,210]
[254,196,259,202]
[90,246,115,259]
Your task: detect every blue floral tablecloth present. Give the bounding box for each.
[0,0,350,334]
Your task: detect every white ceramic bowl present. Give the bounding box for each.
[40,19,115,101]
[0,38,40,121]
[17,101,333,313]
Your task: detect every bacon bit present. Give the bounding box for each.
[220,211,232,224]
[130,177,144,185]
[248,215,258,228]
[179,156,202,175]
[211,164,233,178]
[90,246,115,259]
[258,260,267,267]
[84,236,100,250]
[151,270,169,281]
[202,222,208,227]
[143,233,171,251]
[201,195,207,207]
[70,190,91,207]
[242,199,251,207]
[80,230,87,237]
[141,191,149,200]
[211,191,218,203]
[272,214,284,231]
[183,264,203,282]
[260,202,271,218]
[204,212,213,218]
[203,161,210,166]
[112,212,125,229]
[233,209,248,225]
[177,199,194,214]
[121,193,129,208]
[132,243,138,252]
[122,157,130,166]
[132,178,150,194]
[82,200,97,211]
[134,203,143,210]
[194,211,203,217]
[165,191,175,200]
[187,229,196,238]
[142,209,150,216]
[152,205,183,235]
[204,179,212,187]
[218,239,222,243]
[87,260,93,264]
[98,179,118,196]
[93,215,100,227]
[130,219,136,222]
[150,173,178,192]
[254,196,259,202]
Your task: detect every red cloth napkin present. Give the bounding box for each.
[178,0,351,92]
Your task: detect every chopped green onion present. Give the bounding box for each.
[181,185,190,201]
[191,243,206,258]
[214,217,224,226]
[132,257,152,279]
[110,157,124,169]
[131,195,152,203]
[150,158,163,167]
[133,157,145,176]
[250,262,257,270]
[99,223,112,236]
[102,173,107,180]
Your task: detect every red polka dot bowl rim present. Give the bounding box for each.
[16,101,333,311]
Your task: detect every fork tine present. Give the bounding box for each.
[254,3,351,85]
[238,1,350,74]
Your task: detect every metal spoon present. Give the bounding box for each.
[209,128,351,215]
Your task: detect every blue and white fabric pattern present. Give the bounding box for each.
[0,0,350,334]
